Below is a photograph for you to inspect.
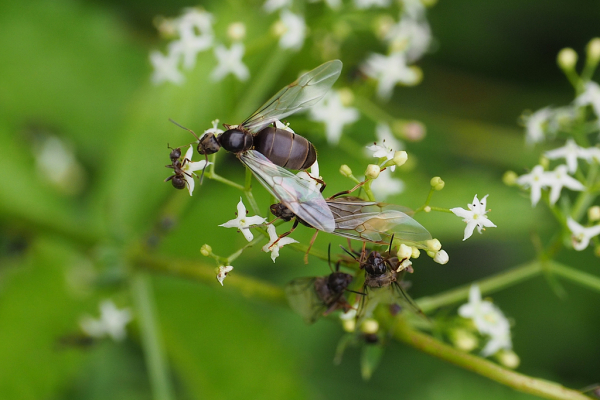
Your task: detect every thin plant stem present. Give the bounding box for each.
[416,261,543,313]
[131,273,175,400]
[393,320,593,400]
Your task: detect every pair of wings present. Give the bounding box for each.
[356,277,424,324]
[327,197,432,246]
[235,60,343,231]
[285,277,330,324]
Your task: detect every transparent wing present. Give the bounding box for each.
[285,277,327,324]
[240,60,343,133]
[240,150,335,232]
[326,198,431,245]
[356,280,424,324]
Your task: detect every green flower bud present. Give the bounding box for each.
[200,244,212,256]
[339,164,353,177]
[557,48,577,70]
[365,164,381,179]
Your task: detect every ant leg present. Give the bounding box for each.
[270,219,299,247]
[303,229,320,264]
[327,180,368,200]
[306,172,327,193]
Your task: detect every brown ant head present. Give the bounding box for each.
[197,132,220,155]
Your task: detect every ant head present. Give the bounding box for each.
[270,203,295,221]
[168,145,182,162]
[327,272,353,294]
[365,251,387,276]
[197,132,221,155]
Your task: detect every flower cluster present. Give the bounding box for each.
[150,8,250,85]
[458,285,517,365]
[510,38,600,254]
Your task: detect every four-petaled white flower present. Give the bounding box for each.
[458,285,512,357]
[523,107,553,144]
[219,198,267,241]
[150,49,185,85]
[216,265,234,286]
[181,145,212,196]
[362,52,420,100]
[309,91,359,144]
[369,169,404,200]
[79,300,132,342]
[353,0,391,9]
[263,0,293,13]
[575,81,600,118]
[450,195,497,241]
[516,165,548,207]
[384,16,431,63]
[545,164,585,205]
[262,224,298,262]
[211,43,250,82]
[172,9,214,70]
[366,123,403,172]
[275,10,306,51]
[545,138,588,174]
[567,217,600,251]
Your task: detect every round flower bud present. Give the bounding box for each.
[433,250,449,265]
[394,120,426,142]
[365,164,381,180]
[426,238,442,252]
[200,244,212,256]
[338,87,355,106]
[360,318,379,334]
[557,48,578,70]
[497,350,520,369]
[539,156,550,169]
[393,150,408,167]
[502,171,518,186]
[424,206,431,213]
[342,318,356,332]
[587,38,600,63]
[397,243,413,259]
[339,164,353,177]
[227,22,246,41]
[588,205,600,222]
[429,176,445,191]
[407,66,423,86]
[411,247,420,259]
[451,329,478,352]
[426,250,436,258]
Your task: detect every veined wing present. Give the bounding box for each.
[240,150,335,232]
[241,60,343,133]
[285,277,327,324]
[326,198,431,244]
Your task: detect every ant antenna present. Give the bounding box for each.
[169,118,200,141]
[339,245,359,262]
[387,234,395,254]
[199,153,209,184]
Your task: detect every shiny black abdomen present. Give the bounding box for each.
[254,127,317,170]
[219,129,253,153]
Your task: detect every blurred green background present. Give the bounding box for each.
[1,0,599,399]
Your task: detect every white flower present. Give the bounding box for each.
[354,0,391,9]
[433,250,449,265]
[211,43,250,82]
[366,123,403,172]
[523,107,553,144]
[201,119,224,138]
[35,135,84,193]
[263,0,292,13]
[516,165,548,207]
[274,120,295,133]
[545,164,585,205]
[362,52,420,100]
[567,217,600,251]
[219,198,267,241]
[385,16,431,62]
[309,91,360,144]
[458,285,494,330]
[296,160,323,192]
[401,0,427,19]
[545,138,588,174]
[216,265,234,286]
[79,300,132,342]
[369,169,404,200]
[262,224,298,262]
[583,147,600,164]
[172,9,214,70]
[575,81,600,117]
[481,328,512,357]
[150,49,184,85]
[275,10,306,51]
[450,195,497,241]
[181,145,212,196]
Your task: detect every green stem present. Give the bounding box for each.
[393,321,593,400]
[134,252,287,307]
[416,261,542,313]
[206,171,245,191]
[549,261,600,293]
[131,273,174,400]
